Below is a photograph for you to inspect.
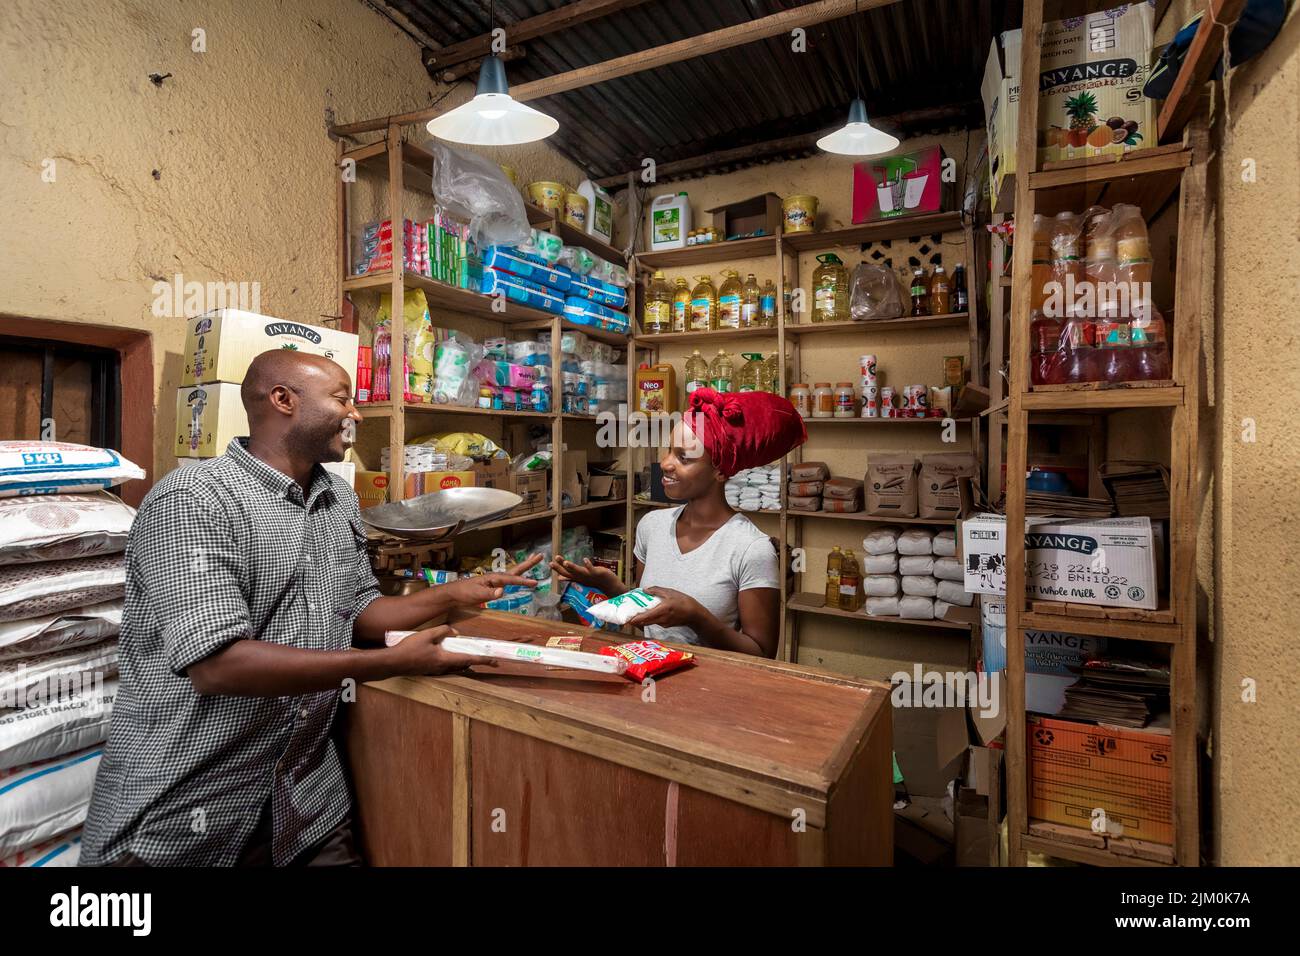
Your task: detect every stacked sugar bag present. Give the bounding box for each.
[860,526,969,620]
[0,440,141,865]
[726,463,780,512]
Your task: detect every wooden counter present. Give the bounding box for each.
[344,610,892,866]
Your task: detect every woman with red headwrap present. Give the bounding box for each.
[551,388,806,657]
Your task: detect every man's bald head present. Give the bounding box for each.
[240,350,357,463]
[241,351,347,424]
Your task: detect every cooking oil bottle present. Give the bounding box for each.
[684,349,709,396]
[690,275,717,332]
[782,277,794,320]
[644,270,672,335]
[671,277,691,332]
[765,351,785,393]
[824,545,843,609]
[812,253,849,323]
[717,270,743,330]
[741,273,761,328]
[759,279,777,327]
[737,353,765,392]
[708,350,735,392]
[839,548,863,611]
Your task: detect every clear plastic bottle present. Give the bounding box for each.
[765,352,783,393]
[741,273,761,329]
[825,545,844,610]
[718,270,744,330]
[671,277,691,332]
[928,265,951,315]
[684,349,709,396]
[759,279,777,327]
[690,275,717,332]
[754,352,773,393]
[839,549,863,612]
[833,382,857,417]
[909,268,929,316]
[812,253,849,323]
[1049,212,1084,321]
[782,277,794,321]
[737,353,764,392]
[1030,309,1067,386]
[1130,306,1172,381]
[708,350,735,392]
[644,270,672,335]
[1030,214,1052,314]
[1112,203,1154,320]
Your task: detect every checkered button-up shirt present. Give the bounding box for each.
[81,438,381,866]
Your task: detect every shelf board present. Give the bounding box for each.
[635,235,781,269]
[633,498,676,509]
[523,202,557,227]
[1025,597,1177,628]
[548,217,627,268]
[1027,146,1191,220]
[784,313,969,335]
[788,593,974,631]
[783,211,964,251]
[789,512,955,526]
[514,315,629,345]
[1020,610,1180,644]
[563,498,627,516]
[358,401,553,421]
[633,326,777,345]
[343,271,557,325]
[1023,383,1182,412]
[1021,832,1171,868]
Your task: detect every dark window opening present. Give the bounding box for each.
[0,335,122,450]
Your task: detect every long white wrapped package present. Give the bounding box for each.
[0,555,125,623]
[933,556,964,582]
[899,555,934,576]
[0,678,116,770]
[0,827,82,867]
[863,552,897,574]
[0,747,101,858]
[863,527,901,556]
[586,588,663,625]
[937,580,975,606]
[933,600,954,619]
[899,596,935,619]
[901,575,938,597]
[0,441,144,499]
[897,529,934,556]
[932,529,957,557]
[0,600,122,663]
[865,596,902,617]
[864,574,900,597]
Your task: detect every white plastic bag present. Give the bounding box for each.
[849,262,905,321]
[865,596,902,617]
[932,529,957,557]
[429,141,530,249]
[933,556,964,582]
[899,596,935,619]
[0,747,101,858]
[863,527,902,556]
[864,575,900,597]
[899,555,935,576]
[863,553,898,574]
[588,588,663,626]
[897,529,935,556]
[901,575,938,597]
[936,580,975,606]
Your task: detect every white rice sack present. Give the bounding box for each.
[0,555,124,623]
[0,493,136,565]
[0,827,83,867]
[897,529,935,556]
[0,600,122,663]
[898,555,935,576]
[863,574,900,597]
[863,552,897,574]
[933,556,964,582]
[0,678,116,770]
[0,441,144,499]
[933,600,954,619]
[587,588,663,625]
[0,641,119,709]
[932,529,957,557]
[865,596,902,617]
[937,580,975,606]
[899,596,935,619]
[901,574,938,597]
[863,527,901,556]
[0,747,101,858]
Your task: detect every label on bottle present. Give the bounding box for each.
[646,302,670,331]
[760,293,776,318]
[686,378,706,394]
[690,298,712,330]
[839,583,858,598]
[1116,238,1152,266]
[719,294,742,328]
[711,376,733,392]
[738,384,758,393]
[653,208,680,243]
[741,303,758,326]
[672,301,687,331]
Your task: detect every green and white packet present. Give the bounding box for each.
[587,588,662,625]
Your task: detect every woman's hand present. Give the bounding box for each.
[625,587,705,630]
[549,556,623,595]
[384,626,497,676]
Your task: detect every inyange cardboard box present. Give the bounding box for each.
[183,309,360,387]
[961,513,1158,610]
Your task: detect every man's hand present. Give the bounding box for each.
[625,587,705,630]
[438,569,538,607]
[549,556,622,595]
[384,625,496,676]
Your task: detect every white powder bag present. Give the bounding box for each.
[897,529,935,556]
[899,596,935,619]
[0,556,125,623]
[0,600,122,663]
[587,588,663,625]
[863,527,901,556]
[937,580,975,606]
[0,747,102,858]
[0,442,144,499]
[865,596,902,617]
[863,553,897,574]
[0,826,83,867]
[899,555,934,576]
[901,575,938,597]
[933,556,964,582]
[0,493,136,565]
[0,641,119,710]
[863,574,900,597]
[0,678,116,770]
[933,600,954,619]
[932,529,957,557]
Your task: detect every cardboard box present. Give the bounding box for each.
[892,676,969,798]
[404,458,511,497]
[509,470,549,516]
[354,470,389,509]
[981,29,1022,210]
[980,595,1109,715]
[1028,715,1172,844]
[588,460,627,501]
[183,309,360,387]
[562,450,588,507]
[852,145,953,223]
[961,514,1158,610]
[174,383,248,458]
[704,192,782,240]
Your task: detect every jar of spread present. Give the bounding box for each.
[833,382,856,418]
[789,383,812,419]
[812,382,834,418]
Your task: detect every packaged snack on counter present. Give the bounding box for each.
[600,640,695,682]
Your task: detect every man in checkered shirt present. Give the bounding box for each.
[81,351,540,866]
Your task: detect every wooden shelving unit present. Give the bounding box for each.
[999,0,1206,867]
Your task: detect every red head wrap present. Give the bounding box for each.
[683,387,808,478]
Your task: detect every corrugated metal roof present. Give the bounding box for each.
[370,0,1019,181]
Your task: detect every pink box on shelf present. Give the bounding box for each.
[851,145,952,223]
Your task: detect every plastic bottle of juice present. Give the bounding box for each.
[718,270,744,330]
[708,350,735,392]
[909,268,929,316]
[690,275,717,332]
[812,254,849,323]
[759,279,777,327]
[671,277,691,332]
[684,349,709,396]
[1030,214,1052,313]
[1030,310,1066,386]
[1112,203,1154,320]
[1062,313,1099,383]
[1130,306,1172,380]
[1095,299,1134,383]
[1049,212,1084,321]
[928,265,951,315]
[644,270,673,335]
[952,263,968,313]
[824,545,843,610]
[741,274,761,328]
[737,353,764,392]
[839,549,863,612]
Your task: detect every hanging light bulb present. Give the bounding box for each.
[426,54,559,146]
[818,0,898,156]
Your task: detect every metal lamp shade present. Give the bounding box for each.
[816,99,900,156]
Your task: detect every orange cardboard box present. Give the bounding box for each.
[354,470,389,510]
[1027,715,1172,844]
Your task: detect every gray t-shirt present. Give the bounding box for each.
[633,507,780,646]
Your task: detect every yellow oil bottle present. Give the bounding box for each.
[671,277,691,332]
[684,349,710,397]
[644,270,672,335]
[759,279,777,327]
[824,545,843,609]
[737,353,765,392]
[741,273,761,328]
[717,270,743,330]
[839,548,863,611]
[708,349,735,392]
[690,275,717,332]
[812,253,849,323]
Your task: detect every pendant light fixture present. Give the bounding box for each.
[426,2,558,146]
[817,0,899,156]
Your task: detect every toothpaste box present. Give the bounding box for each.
[961,513,1158,610]
[183,310,360,387]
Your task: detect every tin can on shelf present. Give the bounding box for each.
[880,386,897,418]
[782,195,819,234]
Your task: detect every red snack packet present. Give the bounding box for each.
[600,640,694,682]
